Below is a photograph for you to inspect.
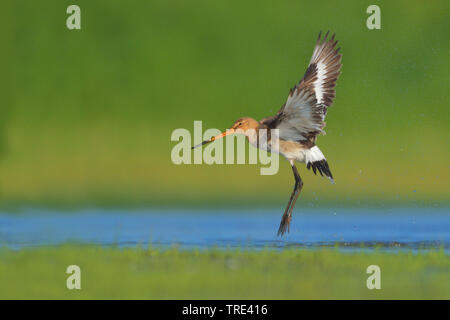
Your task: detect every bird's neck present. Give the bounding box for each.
[245,129,258,146]
[245,125,270,149]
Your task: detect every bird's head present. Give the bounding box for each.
[230,117,259,132]
[191,117,259,149]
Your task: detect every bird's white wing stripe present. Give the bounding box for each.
[272,32,342,143]
[314,61,326,104]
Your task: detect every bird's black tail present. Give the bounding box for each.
[307,159,334,183]
[304,146,334,183]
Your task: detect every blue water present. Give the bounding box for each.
[0,207,449,252]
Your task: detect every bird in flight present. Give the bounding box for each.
[193,31,342,236]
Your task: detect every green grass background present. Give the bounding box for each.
[0,246,448,299]
[2,0,449,208]
[1,2,449,301]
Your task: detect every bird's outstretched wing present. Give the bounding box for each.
[262,31,342,143]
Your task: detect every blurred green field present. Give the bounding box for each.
[0,246,448,299]
[2,0,449,208]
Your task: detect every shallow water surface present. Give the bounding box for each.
[0,207,448,252]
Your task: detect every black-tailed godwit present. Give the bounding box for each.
[193,31,342,236]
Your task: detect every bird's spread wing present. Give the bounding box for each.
[263,31,342,142]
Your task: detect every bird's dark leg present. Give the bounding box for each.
[277,161,303,236]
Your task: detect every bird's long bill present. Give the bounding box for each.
[191,129,235,149]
